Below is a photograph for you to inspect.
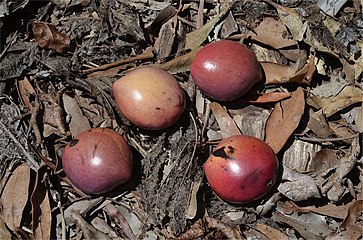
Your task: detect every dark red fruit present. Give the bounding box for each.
[190,40,262,101]
[204,135,278,204]
[62,128,132,194]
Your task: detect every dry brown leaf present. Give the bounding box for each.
[308,85,363,117]
[184,6,231,51]
[16,77,35,110]
[261,62,295,85]
[146,4,177,42]
[104,203,136,240]
[262,56,315,85]
[326,224,363,240]
[31,21,70,53]
[210,102,241,138]
[41,92,66,136]
[341,200,363,228]
[248,17,296,49]
[63,93,91,137]
[31,165,51,240]
[155,48,198,74]
[255,223,288,240]
[0,164,31,233]
[265,87,305,153]
[0,217,11,240]
[242,92,291,104]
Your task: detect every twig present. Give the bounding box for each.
[0,120,38,170]
[297,134,359,143]
[81,50,154,74]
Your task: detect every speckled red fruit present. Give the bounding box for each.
[190,40,262,101]
[204,135,278,204]
[112,67,185,130]
[62,128,132,194]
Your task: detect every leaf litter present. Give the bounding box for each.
[0,0,362,239]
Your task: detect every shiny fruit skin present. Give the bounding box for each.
[190,40,262,102]
[62,128,132,195]
[112,67,185,130]
[204,135,278,204]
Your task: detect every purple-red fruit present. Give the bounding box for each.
[204,135,278,204]
[190,40,262,101]
[112,67,185,130]
[62,128,132,194]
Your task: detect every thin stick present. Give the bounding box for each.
[81,50,154,74]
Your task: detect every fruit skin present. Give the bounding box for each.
[112,67,185,130]
[190,40,262,102]
[203,135,278,204]
[62,128,132,195]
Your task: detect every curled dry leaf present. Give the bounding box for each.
[265,87,305,153]
[247,17,297,49]
[261,56,316,85]
[0,164,31,233]
[31,21,70,53]
[210,102,241,138]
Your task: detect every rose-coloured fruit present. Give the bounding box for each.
[112,67,185,130]
[190,40,262,101]
[204,135,278,204]
[62,128,132,194]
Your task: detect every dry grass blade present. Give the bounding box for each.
[265,88,305,153]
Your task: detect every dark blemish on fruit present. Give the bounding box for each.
[227,146,235,154]
[222,166,228,172]
[70,139,79,147]
[156,107,161,110]
[212,147,226,158]
[212,147,236,160]
[240,185,245,190]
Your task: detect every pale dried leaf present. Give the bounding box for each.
[0,164,31,232]
[341,200,363,228]
[154,16,177,59]
[265,87,305,153]
[248,17,296,49]
[63,93,91,137]
[155,48,198,74]
[0,217,11,240]
[261,62,295,85]
[326,224,363,240]
[317,0,347,17]
[185,7,230,51]
[309,85,363,117]
[186,179,202,219]
[210,102,241,138]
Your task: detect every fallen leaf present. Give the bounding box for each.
[155,48,198,74]
[16,76,35,110]
[255,223,288,240]
[0,217,11,240]
[278,166,321,201]
[308,85,363,117]
[210,102,241,138]
[326,224,363,240]
[31,21,70,53]
[71,210,112,240]
[154,15,178,59]
[248,17,296,49]
[242,92,291,104]
[341,200,363,228]
[63,93,91,137]
[261,62,295,85]
[265,87,305,153]
[185,6,230,51]
[31,165,51,240]
[0,164,31,233]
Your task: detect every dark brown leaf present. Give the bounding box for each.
[31,22,70,53]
